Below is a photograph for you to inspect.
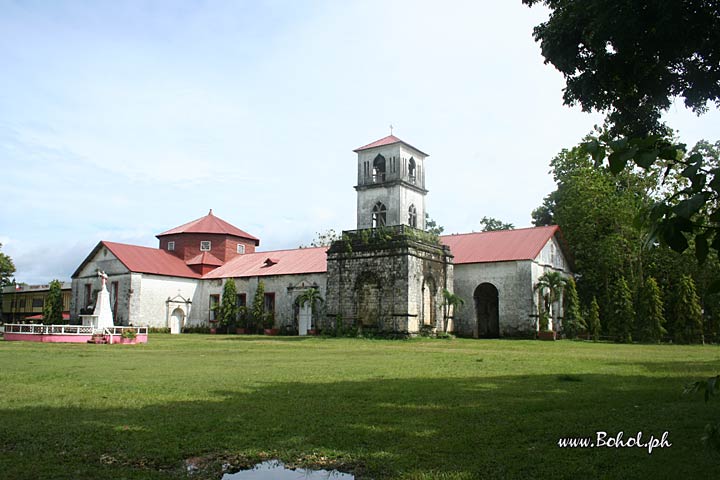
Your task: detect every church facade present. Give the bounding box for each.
[70,135,572,337]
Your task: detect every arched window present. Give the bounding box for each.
[408,157,416,183]
[372,202,387,228]
[373,155,386,183]
[408,204,417,228]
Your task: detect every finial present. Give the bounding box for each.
[390,124,394,135]
[209,208,213,215]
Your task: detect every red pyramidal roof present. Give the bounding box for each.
[353,135,428,156]
[157,209,259,244]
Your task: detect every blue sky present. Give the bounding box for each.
[1,0,718,284]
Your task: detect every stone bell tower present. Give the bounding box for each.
[354,135,427,230]
[325,134,453,336]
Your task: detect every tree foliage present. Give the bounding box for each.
[219,278,238,329]
[609,276,634,343]
[523,0,720,138]
[251,280,266,333]
[42,279,64,325]
[479,216,514,232]
[525,1,720,260]
[425,213,444,236]
[536,141,651,313]
[636,276,666,343]
[0,243,15,288]
[587,297,601,341]
[673,274,704,344]
[562,276,584,338]
[534,271,565,330]
[296,287,324,313]
[301,229,341,248]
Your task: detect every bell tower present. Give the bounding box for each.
[353,134,428,230]
[325,133,453,336]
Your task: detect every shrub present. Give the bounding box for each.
[672,274,704,344]
[121,328,137,339]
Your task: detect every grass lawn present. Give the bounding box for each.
[1,335,719,479]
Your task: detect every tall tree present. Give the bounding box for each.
[535,141,652,312]
[636,276,666,343]
[673,274,704,344]
[219,278,239,330]
[479,216,515,232]
[523,0,720,138]
[251,280,266,333]
[609,276,634,343]
[42,280,64,325]
[587,297,601,341]
[0,243,15,287]
[562,276,584,338]
[524,1,720,259]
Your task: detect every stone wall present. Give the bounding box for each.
[326,227,453,334]
[452,235,573,338]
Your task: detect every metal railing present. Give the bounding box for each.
[4,324,94,335]
[3,324,148,336]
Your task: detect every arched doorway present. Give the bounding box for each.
[474,283,499,338]
[422,276,436,327]
[170,307,185,334]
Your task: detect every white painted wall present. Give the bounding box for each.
[189,273,328,331]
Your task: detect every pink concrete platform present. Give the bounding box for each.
[2,325,148,344]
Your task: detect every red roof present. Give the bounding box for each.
[101,241,201,278]
[157,210,259,244]
[440,226,561,264]
[186,251,224,267]
[25,313,70,321]
[353,135,428,156]
[205,247,328,279]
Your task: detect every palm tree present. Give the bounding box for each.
[534,271,566,331]
[296,287,324,332]
[441,289,464,333]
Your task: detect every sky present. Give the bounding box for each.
[1,0,718,284]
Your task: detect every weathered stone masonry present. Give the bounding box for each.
[326,226,453,334]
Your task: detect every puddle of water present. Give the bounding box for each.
[221,460,355,479]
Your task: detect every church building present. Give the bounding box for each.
[70,135,572,337]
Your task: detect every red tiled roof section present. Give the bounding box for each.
[186,252,224,267]
[353,135,428,156]
[157,210,259,243]
[103,241,201,278]
[205,247,328,279]
[440,226,560,264]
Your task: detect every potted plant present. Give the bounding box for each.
[236,306,248,334]
[121,328,137,344]
[263,312,279,335]
[537,311,556,340]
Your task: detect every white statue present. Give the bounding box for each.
[92,270,115,330]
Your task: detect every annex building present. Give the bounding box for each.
[70,135,572,337]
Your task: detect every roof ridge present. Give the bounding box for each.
[440,225,557,238]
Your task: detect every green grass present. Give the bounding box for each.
[1,335,719,479]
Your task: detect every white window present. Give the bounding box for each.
[237,244,245,254]
[200,241,211,251]
[167,241,175,251]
